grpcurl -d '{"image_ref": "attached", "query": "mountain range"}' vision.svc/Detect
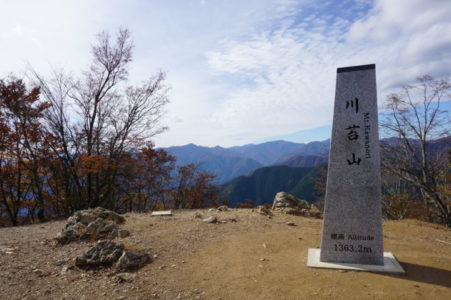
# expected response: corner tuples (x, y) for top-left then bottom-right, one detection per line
(164, 139), (330, 183)
(164, 135), (450, 208)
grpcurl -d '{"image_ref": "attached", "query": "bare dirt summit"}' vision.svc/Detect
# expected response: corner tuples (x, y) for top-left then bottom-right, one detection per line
(1, 209), (450, 300)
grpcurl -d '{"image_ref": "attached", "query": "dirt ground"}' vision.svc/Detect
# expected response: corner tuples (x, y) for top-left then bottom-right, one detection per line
(0, 209), (450, 300)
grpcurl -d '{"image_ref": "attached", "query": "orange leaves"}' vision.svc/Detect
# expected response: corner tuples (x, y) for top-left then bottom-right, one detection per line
(79, 154), (109, 174)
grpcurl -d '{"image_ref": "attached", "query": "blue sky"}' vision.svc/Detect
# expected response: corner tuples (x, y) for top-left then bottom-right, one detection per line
(1, 0), (450, 147)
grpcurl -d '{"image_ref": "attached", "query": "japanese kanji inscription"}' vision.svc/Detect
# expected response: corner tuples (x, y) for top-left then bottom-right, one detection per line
(319, 64), (384, 265)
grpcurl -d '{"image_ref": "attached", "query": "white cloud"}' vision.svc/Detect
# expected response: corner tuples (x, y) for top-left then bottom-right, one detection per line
(0, 0), (450, 147)
(199, 0), (451, 146)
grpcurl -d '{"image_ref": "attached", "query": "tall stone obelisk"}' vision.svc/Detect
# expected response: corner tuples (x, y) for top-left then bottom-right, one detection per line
(320, 64), (383, 265)
(307, 64), (404, 273)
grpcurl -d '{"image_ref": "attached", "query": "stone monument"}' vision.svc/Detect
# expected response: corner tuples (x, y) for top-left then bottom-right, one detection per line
(307, 64), (404, 273)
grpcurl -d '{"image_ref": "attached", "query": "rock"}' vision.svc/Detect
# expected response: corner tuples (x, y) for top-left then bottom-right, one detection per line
(60, 265), (74, 274)
(217, 205), (228, 211)
(78, 213), (98, 225)
(116, 250), (150, 271)
(33, 269), (44, 276)
(99, 221), (119, 239)
(86, 218), (105, 234)
(118, 229), (130, 238)
(193, 212), (203, 219)
(75, 240), (124, 269)
(257, 206), (273, 216)
(202, 216), (217, 224)
(272, 192), (312, 216)
(66, 215), (79, 227)
(56, 207), (125, 244)
(272, 192), (310, 210)
(286, 221), (296, 226)
(72, 207), (125, 225)
(283, 207), (305, 216)
(309, 204), (322, 218)
(55, 229), (78, 245)
(208, 208), (216, 212)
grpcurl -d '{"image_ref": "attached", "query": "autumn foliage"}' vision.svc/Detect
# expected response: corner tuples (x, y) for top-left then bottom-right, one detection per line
(0, 30), (219, 226)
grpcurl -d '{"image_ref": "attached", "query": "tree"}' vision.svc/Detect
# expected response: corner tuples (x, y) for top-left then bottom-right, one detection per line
(381, 75), (451, 226)
(171, 164), (219, 209)
(115, 143), (175, 212)
(381, 169), (420, 220)
(32, 29), (169, 212)
(0, 78), (50, 225)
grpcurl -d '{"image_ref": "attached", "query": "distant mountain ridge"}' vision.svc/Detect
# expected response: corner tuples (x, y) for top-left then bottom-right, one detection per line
(163, 144), (263, 183)
(230, 139), (330, 165)
(163, 135), (450, 184)
(163, 139), (330, 183)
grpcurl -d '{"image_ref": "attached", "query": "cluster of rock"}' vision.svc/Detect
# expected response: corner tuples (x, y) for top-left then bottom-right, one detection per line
(54, 207), (149, 272)
(272, 192), (322, 218)
(75, 240), (150, 271)
(55, 207), (129, 245)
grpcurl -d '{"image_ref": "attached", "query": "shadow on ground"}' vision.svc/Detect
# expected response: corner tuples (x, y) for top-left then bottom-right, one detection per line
(390, 262), (451, 288)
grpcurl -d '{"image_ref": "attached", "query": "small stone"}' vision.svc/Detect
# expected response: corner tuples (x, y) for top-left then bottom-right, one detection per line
(33, 269), (43, 276)
(259, 258), (267, 261)
(286, 222), (296, 226)
(202, 216), (217, 224)
(193, 212), (203, 219)
(60, 265), (74, 274)
(116, 272), (137, 283)
(262, 243), (267, 249)
(217, 205), (228, 211)
(153, 254), (159, 259)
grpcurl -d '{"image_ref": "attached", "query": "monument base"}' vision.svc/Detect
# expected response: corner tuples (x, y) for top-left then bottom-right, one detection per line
(307, 248), (405, 274)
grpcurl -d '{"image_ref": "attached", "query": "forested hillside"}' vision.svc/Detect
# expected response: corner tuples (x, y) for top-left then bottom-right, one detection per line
(221, 165), (326, 207)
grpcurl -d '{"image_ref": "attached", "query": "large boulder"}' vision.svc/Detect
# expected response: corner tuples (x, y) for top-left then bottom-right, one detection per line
(55, 207), (125, 245)
(75, 240), (124, 269)
(75, 240), (150, 271)
(272, 192), (323, 218)
(272, 192), (310, 211)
